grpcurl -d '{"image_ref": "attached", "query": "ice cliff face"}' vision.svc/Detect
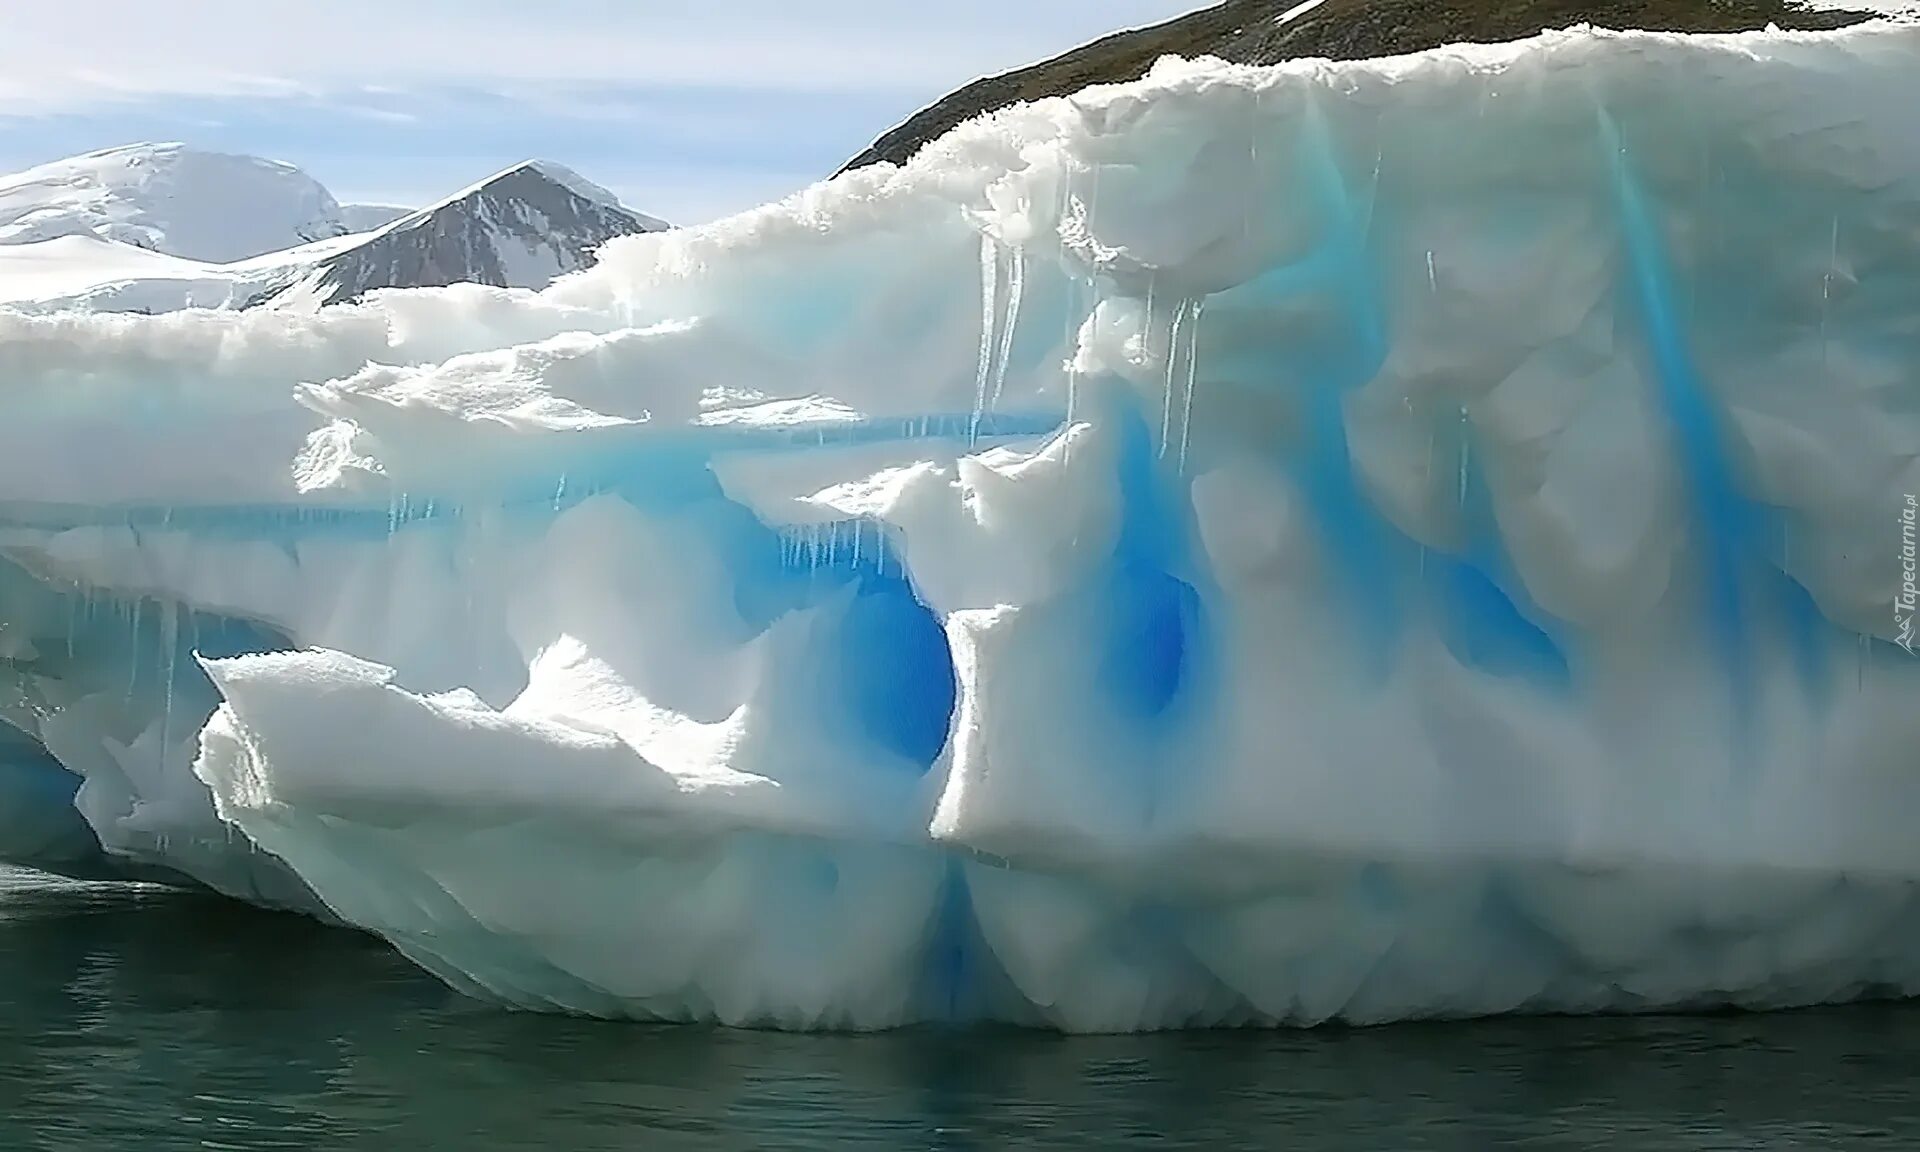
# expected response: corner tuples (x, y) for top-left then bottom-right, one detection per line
(1, 24), (1918, 1031)
(258, 162), (669, 310)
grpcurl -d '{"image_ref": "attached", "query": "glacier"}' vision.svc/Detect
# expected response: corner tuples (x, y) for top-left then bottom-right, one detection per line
(3, 23), (1920, 1031)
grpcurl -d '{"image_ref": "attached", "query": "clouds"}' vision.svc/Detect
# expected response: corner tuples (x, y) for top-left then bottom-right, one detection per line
(7, 1), (1912, 221)
(0, 84), (868, 220)
(0, 1), (1204, 222)
(0, 1), (1202, 112)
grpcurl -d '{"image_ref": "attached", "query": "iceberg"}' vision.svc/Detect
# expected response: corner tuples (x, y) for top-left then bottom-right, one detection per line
(3, 24), (1920, 1031)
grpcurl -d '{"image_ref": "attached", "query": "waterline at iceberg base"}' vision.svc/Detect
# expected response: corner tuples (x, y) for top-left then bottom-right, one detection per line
(3, 24), (1920, 1031)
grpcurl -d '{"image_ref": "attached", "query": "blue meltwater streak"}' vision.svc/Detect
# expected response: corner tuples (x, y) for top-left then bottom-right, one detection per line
(1601, 112), (1755, 728)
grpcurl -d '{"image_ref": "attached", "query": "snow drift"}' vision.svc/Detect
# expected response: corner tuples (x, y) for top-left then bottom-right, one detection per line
(2, 24), (1920, 1030)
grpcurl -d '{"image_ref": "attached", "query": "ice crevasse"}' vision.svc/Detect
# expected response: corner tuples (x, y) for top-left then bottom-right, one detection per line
(3, 24), (1920, 1031)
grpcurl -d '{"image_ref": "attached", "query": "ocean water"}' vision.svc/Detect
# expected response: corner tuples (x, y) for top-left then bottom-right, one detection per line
(1, 866), (1916, 1152)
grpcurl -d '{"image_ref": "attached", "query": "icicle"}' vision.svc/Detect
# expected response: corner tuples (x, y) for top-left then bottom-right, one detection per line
(127, 597), (144, 696)
(1160, 302), (1180, 457)
(1456, 407), (1471, 512)
(989, 246), (1024, 412)
(1065, 162), (1106, 467)
(1065, 276), (1092, 468)
(1364, 142), (1383, 245)
(553, 474), (569, 511)
(1821, 215), (1839, 368)
(971, 234), (1001, 445)
(1426, 251), (1438, 293)
(1058, 167), (1080, 417)
(1178, 298), (1205, 474)
(1425, 428), (1437, 515)
(157, 600), (178, 772)
(1054, 159), (1072, 252)
(1063, 275), (1080, 422)
(1249, 87), (1262, 174)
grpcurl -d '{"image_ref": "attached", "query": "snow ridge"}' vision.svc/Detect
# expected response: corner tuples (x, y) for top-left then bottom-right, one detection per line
(0, 143), (349, 263)
(0, 149), (668, 314)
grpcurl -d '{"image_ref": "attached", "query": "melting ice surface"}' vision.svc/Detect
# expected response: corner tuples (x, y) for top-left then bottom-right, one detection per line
(4, 25), (1920, 1031)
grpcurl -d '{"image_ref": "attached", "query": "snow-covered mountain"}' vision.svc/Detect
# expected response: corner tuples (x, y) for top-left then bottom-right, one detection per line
(0, 146), (665, 314)
(258, 161), (667, 310)
(0, 143), (350, 262)
(337, 204), (411, 233)
(0, 231), (370, 315)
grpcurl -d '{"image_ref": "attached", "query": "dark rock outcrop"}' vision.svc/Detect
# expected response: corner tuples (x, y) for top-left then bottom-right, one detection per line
(258, 161), (666, 310)
(838, 0), (1880, 174)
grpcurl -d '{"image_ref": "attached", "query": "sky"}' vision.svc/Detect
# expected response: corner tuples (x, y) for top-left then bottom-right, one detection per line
(0, 1), (1209, 225)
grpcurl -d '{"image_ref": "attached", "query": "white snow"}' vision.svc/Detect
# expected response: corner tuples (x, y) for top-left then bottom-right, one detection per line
(337, 204), (412, 233)
(0, 235), (215, 302)
(252, 160), (667, 313)
(0, 231), (378, 314)
(0, 149), (663, 315)
(526, 160), (669, 232)
(0, 144), (364, 313)
(0, 143), (348, 263)
(1, 23), (1919, 1031)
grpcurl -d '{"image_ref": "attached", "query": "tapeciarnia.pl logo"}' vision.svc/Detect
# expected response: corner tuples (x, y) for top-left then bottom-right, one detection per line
(1898, 493), (1917, 656)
